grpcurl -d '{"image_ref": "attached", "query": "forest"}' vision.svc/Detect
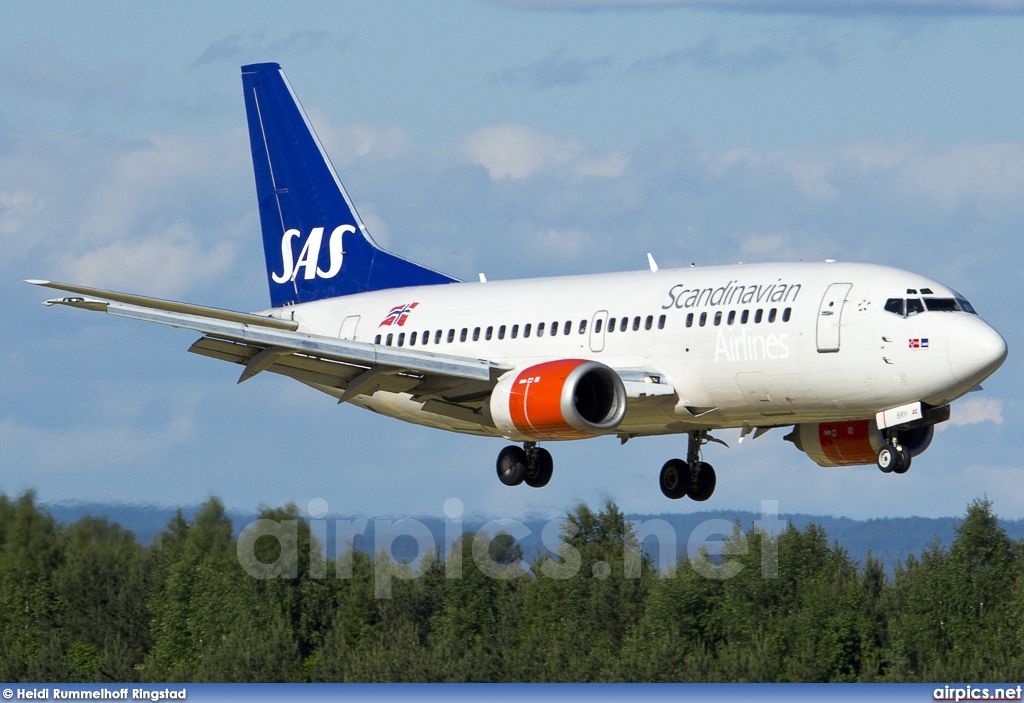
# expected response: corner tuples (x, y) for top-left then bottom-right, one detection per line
(1, 490), (1022, 682)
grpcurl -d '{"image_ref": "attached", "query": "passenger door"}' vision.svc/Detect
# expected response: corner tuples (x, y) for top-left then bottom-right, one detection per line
(816, 283), (852, 352)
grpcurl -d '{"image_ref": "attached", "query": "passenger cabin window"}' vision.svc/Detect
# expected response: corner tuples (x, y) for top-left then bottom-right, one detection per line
(686, 313), (693, 328)
(410, 332), (417, 345)
(906, 298), (924, 316)
(754, 309), (763, 323)
(713, 311), (722, 326)
(658, 314), (666, 329)
(524, 324), (532, 338)
(447, 329), (455, 343)
(537, 322), (545, 337)
(550, 321), (557, 336)
(386, 333), (394, 346)
(741, 310), (749, 324)
(579, 320), (587, 334)
(460, 328), (467, 342)
(727, 310), (736, 325)
(422, 330), (429, 345)
(498, 325), (506, 340)
(398, 333), (405, 346)
(783, 307), (791, 322)
(473, 327), (481, 341)
(486, 326), (493, 340)
(633, 316), (641, 331)
(608, 317), (616, 333)
(375, 334), (381, 344)
(620, 317), (628, 332)
(511, 324), (519, 339)
(595, 319), (603, 334)
(645, 315), (653, 330)
(768, 308), (777, 323)
(434, 330), (442, 344)
(699, 312), (707, 327)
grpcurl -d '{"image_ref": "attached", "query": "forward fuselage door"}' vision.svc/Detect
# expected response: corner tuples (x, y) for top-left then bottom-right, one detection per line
(816, 283), (852, 353)
(589, 310), (608, 353)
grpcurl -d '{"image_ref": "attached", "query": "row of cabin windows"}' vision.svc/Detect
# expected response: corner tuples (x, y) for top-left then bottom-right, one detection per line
(592, 314), (667, 334)
(685, 307), (792, 328)
(374, 314), (668, 347)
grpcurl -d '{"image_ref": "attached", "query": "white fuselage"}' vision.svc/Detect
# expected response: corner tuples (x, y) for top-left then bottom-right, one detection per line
(263, 261), (1005, 441)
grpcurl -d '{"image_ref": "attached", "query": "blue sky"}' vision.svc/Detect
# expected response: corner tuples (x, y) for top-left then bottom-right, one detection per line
(1, 0), (1022, 521)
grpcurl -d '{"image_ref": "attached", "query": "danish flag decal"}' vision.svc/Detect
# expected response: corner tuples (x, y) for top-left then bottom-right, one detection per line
(379, 303), (419, 327)
(909, 338), (930, 349)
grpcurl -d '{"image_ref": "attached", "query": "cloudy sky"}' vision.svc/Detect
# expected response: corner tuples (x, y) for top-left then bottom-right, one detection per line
(1, 0), (1021, 522)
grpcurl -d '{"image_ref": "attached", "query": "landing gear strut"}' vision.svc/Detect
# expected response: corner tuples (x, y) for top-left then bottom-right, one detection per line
(877, 432), (911, 475)
(496, 442), (554, 488)
(660, 431), (717, 501)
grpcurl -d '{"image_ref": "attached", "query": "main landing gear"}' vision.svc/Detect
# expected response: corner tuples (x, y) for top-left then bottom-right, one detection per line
(659, 431), (717, 501)
(496, 442), (554, 488)
(877, 433), (911, 475)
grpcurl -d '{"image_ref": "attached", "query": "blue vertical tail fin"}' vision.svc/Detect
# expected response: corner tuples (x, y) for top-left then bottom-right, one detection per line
(241, 62), (458, 307)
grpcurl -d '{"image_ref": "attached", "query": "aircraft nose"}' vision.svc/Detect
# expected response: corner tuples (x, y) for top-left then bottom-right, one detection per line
(947, 316), (1008, 385)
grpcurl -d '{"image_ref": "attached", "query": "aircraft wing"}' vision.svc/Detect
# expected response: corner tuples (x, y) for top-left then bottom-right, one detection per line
(28, 281), (509, 421)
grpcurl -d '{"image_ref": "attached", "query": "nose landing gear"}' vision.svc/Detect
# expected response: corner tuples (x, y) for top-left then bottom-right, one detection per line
(496, 442), (554, 488)
(877, 437), (911, 474)
(659, 431), (718, 501)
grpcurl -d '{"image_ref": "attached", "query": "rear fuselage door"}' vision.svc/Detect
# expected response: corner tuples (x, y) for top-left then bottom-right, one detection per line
(816, 283), (852, 352)
(339, 315), (360, 340)
(589, 310), (608, 353)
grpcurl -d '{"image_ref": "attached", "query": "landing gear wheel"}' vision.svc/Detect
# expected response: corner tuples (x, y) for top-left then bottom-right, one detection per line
(877, 443), (910, 474)
(525, 448), (554, 488)
(497, 446), (528, 486)
(877, 444), (895, 473)
(688, 462), (717, 502)
(892, 445), (911, 474)
(659, 459), (690, 500)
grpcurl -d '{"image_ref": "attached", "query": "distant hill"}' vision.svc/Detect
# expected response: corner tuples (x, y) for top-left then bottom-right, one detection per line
(42, 501), (1024, 574)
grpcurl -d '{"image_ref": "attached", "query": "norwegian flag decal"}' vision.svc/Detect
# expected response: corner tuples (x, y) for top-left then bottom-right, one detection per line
(379, 302), (419, 327)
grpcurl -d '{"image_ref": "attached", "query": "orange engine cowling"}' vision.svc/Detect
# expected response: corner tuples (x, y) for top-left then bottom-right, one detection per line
(785, 420), (935, 467)
(489, 359), (627, 441)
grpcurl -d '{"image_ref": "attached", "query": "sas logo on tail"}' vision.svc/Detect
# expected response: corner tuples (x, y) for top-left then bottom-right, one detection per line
(380, 303), (419, 327)
(272, 225), (354, 283)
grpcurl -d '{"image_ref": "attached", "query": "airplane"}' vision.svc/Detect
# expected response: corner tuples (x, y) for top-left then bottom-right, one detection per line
(28, 62), (1008, 502)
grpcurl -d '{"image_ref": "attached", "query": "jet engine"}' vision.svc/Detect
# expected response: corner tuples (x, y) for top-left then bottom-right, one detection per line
(489, 359), (627, 441)
(785, 419), (934, 467)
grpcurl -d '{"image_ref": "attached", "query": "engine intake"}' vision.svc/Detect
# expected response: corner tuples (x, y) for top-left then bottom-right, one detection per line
(489, 359), (627, 441)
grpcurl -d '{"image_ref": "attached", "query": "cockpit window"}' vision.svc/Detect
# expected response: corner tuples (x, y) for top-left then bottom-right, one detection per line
(924, 297), (960, 312)
(886, 291), (977, 317)
(956, 297), (977, 314)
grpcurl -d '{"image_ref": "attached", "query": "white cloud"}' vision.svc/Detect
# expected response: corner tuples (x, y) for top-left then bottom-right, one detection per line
(0, 411), (195, 474)
(58, 224), (237, 298)
(943, 397), (1005, 428)
(308, 111), (419, 167)
(462, 124), (627, 181)
(463, 124), (584, 180)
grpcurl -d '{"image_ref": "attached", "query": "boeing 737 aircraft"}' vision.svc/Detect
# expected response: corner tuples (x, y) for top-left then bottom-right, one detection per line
(29, 62), (1008, 501)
